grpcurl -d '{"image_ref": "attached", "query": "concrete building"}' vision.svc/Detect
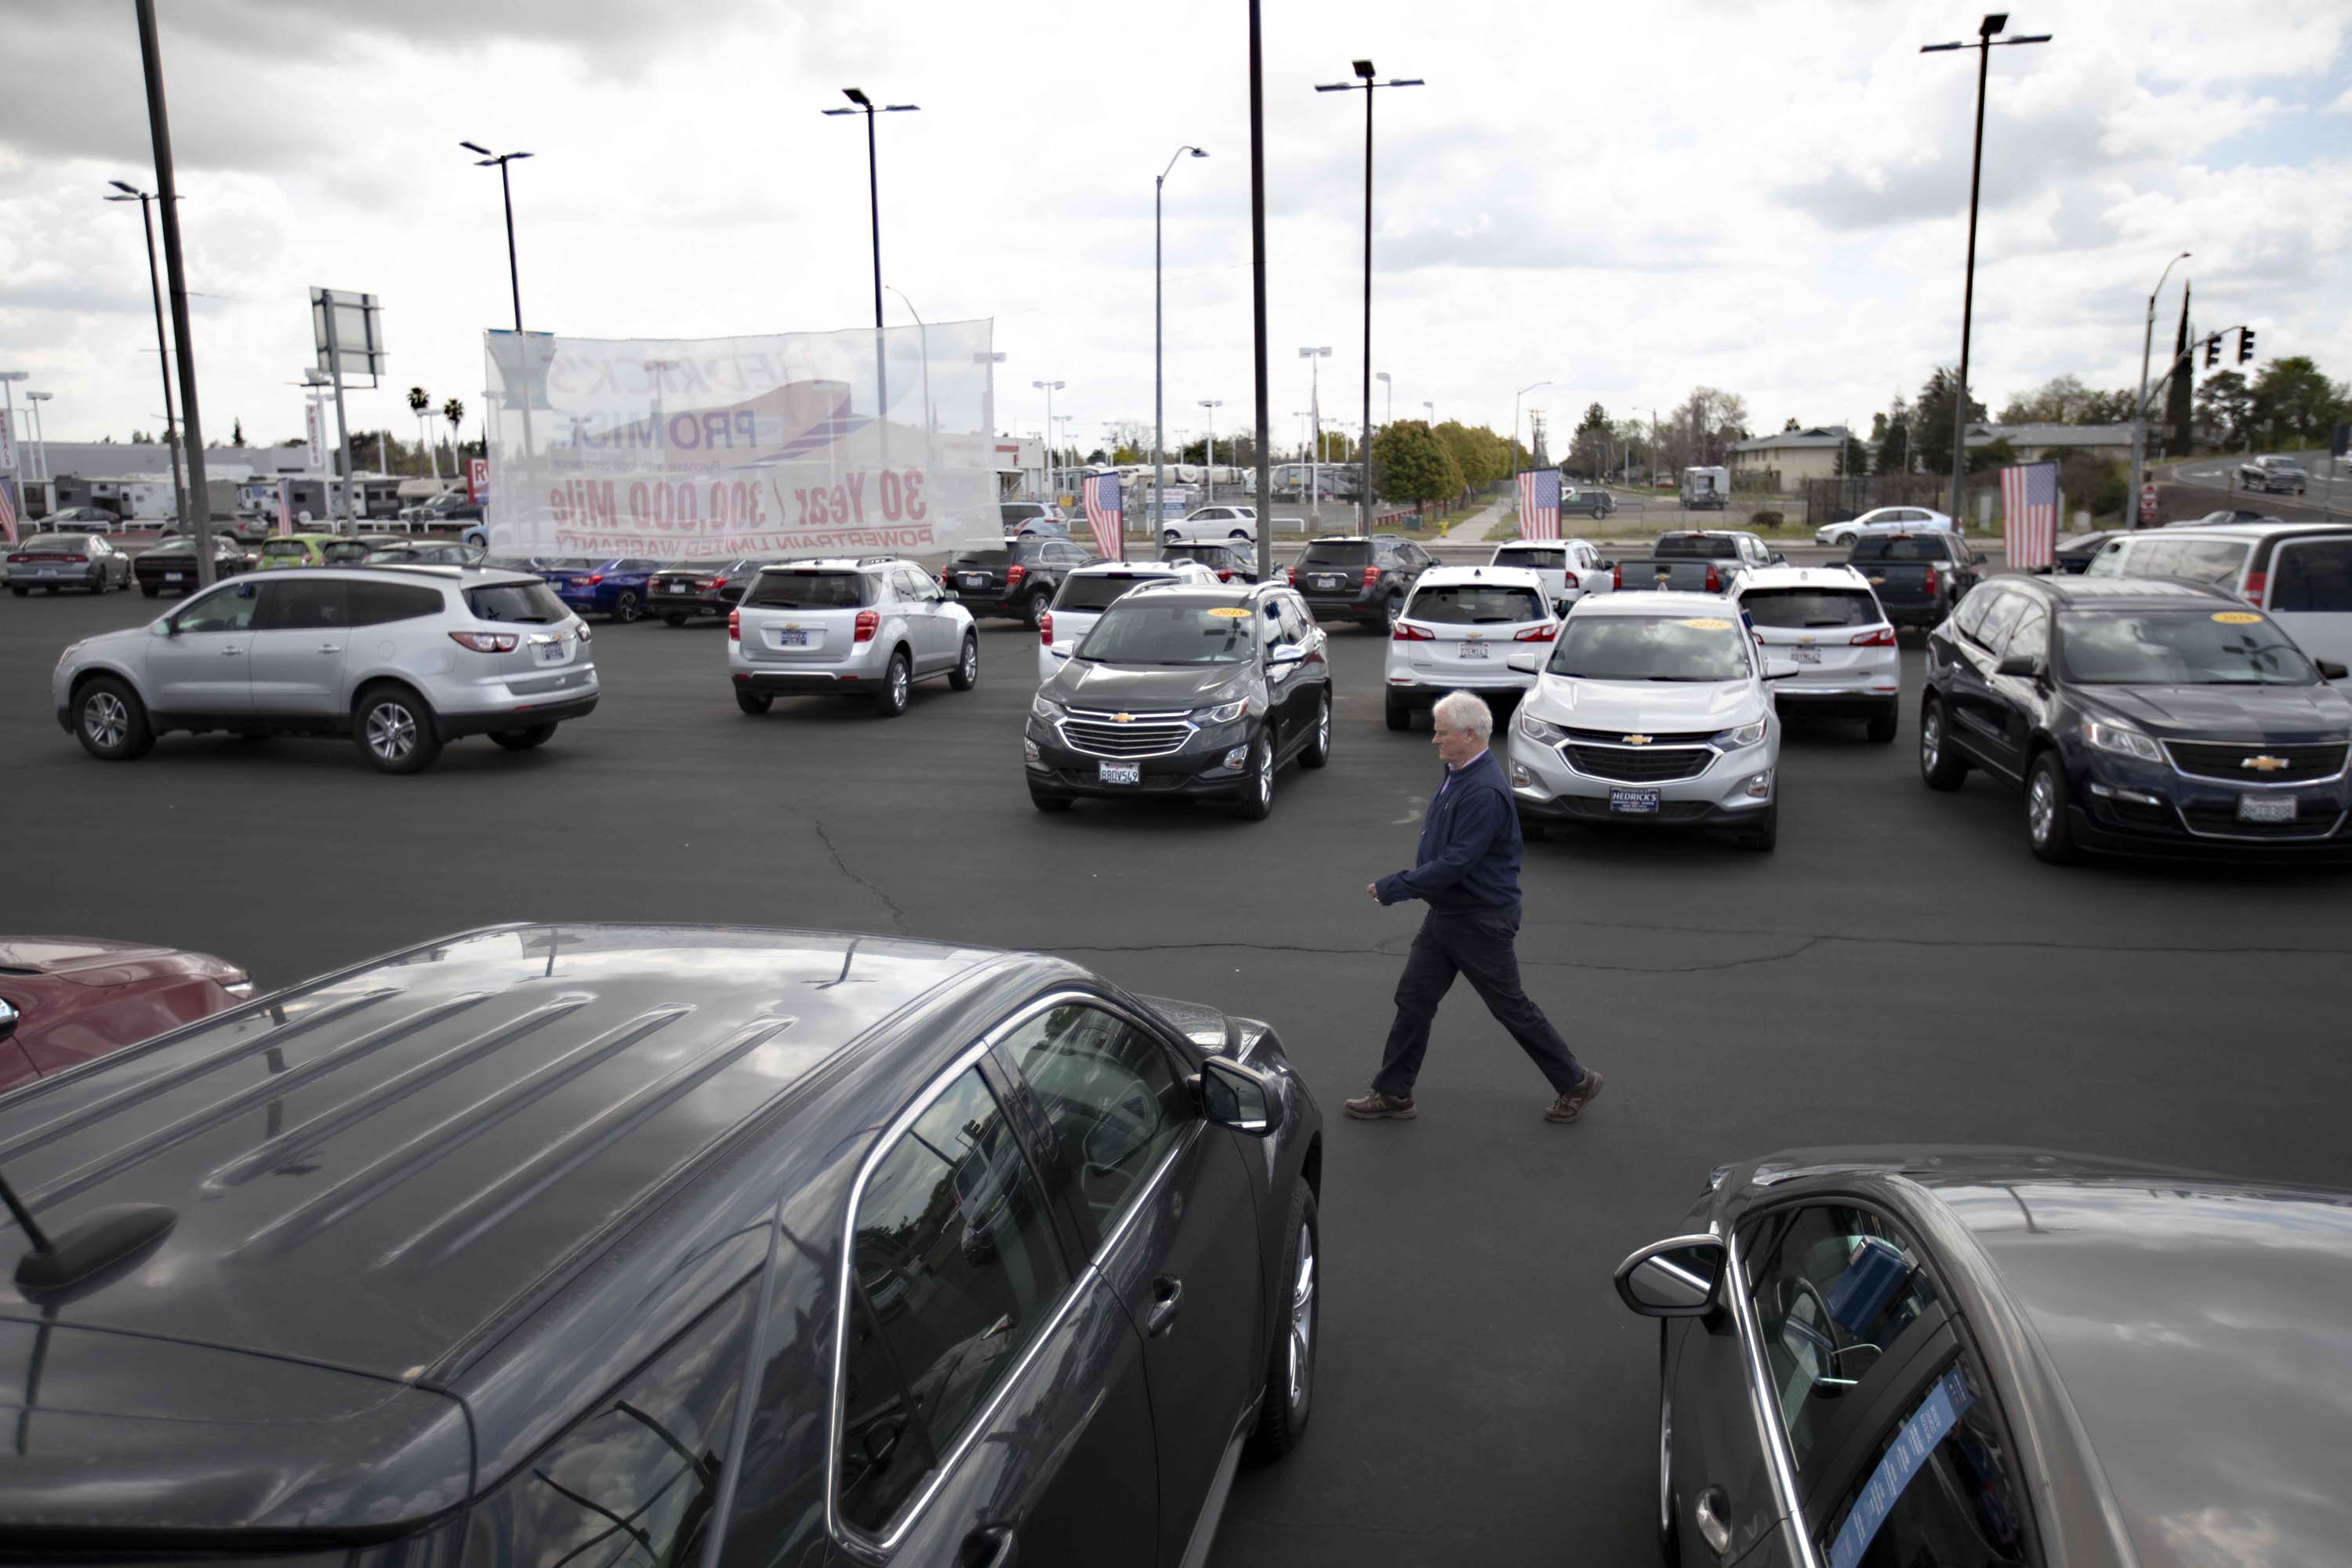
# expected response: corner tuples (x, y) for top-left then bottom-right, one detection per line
(1728, 426), (1853, 486)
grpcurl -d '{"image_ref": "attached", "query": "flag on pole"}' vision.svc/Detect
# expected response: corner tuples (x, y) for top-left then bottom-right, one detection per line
(2000, 461), (2058, 572)
(1516, 467), (1561, 541)
(1081, 473), (1122, 560)
(0, 477), (18, 545)
(277, 478), (293, 536)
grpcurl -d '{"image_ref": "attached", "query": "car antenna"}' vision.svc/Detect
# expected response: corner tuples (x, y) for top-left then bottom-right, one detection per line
(2, 1167), (177, 1295)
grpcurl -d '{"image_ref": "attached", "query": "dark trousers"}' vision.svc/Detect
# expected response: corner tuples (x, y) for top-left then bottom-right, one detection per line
(1374, 905), (1585, 1098)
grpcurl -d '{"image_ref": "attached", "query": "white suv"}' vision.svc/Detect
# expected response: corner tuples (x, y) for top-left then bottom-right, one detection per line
(53, 566), (597, 774)
(1037, 558), (1218, 683)
(1490, 538), (1613, 614)
(728, 557), (977, 718)
(1383, 564), (1557, 730)
(1731, 564), (1901, 741)
(1163, 505), (1259, 546)
(1504, 591), (1784, 851)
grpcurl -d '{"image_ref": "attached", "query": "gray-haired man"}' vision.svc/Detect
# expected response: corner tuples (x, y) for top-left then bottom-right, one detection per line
(1345, 691), (1601, 1123)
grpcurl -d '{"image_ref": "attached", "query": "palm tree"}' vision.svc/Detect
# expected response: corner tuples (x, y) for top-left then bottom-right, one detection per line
(406, 386), (437, 479)
(442, 397), (466, 476)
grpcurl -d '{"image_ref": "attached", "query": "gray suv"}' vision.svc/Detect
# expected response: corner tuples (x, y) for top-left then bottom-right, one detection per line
(53, 566), (597, 773)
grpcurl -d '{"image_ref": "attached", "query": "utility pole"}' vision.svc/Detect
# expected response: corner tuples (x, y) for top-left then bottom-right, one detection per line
(133, 0), (216, 584)
(1248, 0), (1272, 584)
(2129, 252), (2190, 528)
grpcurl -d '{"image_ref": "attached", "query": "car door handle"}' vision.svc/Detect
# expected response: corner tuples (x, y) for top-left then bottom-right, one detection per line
(1146, 1276), (1183, 1338)
(317, 643), (343, 653)
(1693, 1484), (1733, 1555)
(221, 646), (245, 657)
(961, 1526), (1017, 1568)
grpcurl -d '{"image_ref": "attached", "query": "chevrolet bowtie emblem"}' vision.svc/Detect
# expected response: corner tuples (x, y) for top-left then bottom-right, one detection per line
(2241, 755), (2289, 772)
(1622, 734), (1653, 746)
(1112, 713), (1134, 724)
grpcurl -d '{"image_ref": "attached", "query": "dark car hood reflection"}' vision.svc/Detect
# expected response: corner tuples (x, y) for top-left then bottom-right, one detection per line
(1051, 661), (1247, 711)
(2078, 684), (2352, 745)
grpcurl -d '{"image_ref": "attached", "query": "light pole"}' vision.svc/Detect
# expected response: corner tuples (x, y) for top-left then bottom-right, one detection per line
(1156, 145), (1209, 532)
(1318, 60), (1423, 535)
(823, 89), (919, 462)
(0, 375), (22, 514)
(105, 180), (191, 535)
(1922, 13), (2052, 528)
(1376, 370), (1392, 427)
(456, 143), (533, 332)
(1422, 401), (1434, 424)
(1033, 379), (1065, 504)
(24, 391), (51, 485)
(1199, 399), (1222, 502)
(1300, 347), (1331, 524)
(2128, 251), (2190, 527)
(1513, 379), (1553, 472)
(132, 0), (216, 579)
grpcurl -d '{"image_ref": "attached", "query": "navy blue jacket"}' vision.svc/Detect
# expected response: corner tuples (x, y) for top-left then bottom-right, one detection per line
(1374, 748), (1523, 913)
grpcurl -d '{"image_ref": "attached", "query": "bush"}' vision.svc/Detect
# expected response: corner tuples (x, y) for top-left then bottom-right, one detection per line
(1750, 510), (1783, 528)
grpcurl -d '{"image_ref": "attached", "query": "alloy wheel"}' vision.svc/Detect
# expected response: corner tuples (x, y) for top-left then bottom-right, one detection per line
(1921, 710), (1941, 771)
(1384, 594), (1402, 630)
(366, 702), (417, 764)
(961, 643), (978, 682)
(1317, 695), (1330, 756)
(1286, 1221), (1316, 1412)
(1256, 741), (1274, 808)
(2028, 770), (2057, 844)
(891, 659), (910, 707)
(84, 691), (129, 750)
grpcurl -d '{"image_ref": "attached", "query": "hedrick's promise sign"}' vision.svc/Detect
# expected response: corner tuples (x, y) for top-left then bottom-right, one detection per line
(483, 321), (998, 561)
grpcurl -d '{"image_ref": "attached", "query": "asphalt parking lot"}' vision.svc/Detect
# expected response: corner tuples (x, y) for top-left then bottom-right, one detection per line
(6, 580), (2350, 1565)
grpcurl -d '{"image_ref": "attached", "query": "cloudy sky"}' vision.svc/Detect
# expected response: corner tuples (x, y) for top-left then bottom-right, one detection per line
(2, 0), (2347, 463)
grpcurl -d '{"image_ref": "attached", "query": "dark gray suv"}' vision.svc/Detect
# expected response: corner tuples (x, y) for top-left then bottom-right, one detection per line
(0, 923), (1323, 1566)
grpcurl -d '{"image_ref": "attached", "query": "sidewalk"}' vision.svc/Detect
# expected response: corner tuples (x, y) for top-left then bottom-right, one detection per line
(1430, 493), (1513, 544)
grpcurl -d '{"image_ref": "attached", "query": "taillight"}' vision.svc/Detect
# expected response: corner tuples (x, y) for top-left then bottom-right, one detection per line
(1515, 624), (1559, 641)
(854, 608), (879, 643)
(448, 630), (519, 653)
(1850, 626), (1897, 647)
(1217, 569), (1232, 582)
(1611, 564), (1624, 590)
(1704, 564), (1720, 592)
(586, 572), (604, 585)
(1285, 566), (1296, 586)
(728, 609), (740, 641)
(938, 568), (953, 587)
(2242, 568), (2267, 605)
(61, 555), (89, 564)
(1040, 609), (1054, 645)
(700, 575), (724, 590)
(1006, 564), (1026, 590)
(1362, 565), (1380, 588)
(3, 554), (25, 564)
(1921, 566), (1938, 596)
(1392, 622), (1435, 641)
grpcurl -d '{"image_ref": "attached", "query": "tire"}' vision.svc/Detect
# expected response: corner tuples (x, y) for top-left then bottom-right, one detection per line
(89, 572), (106, 595)
(2025, 750), (2078, 865)
(74, 676), (154, 761)
(1918, 698), (1967, 790)
(1832, 530), (1855, 547)
(352, 683), (442, 774)
(612, 589), (642, 624)
(1029, 788), (1073, 813)
(1229, 733), (1276, 820)
(1738, 797), (1778, 853)
(1246, 1183), (1318, 1463)
(1299, 689), (1331, 768)
(874, 649), (912, 718)
(488, 723), (557, 750)
(663, 613), (688, 627)
(7, 586), (24, 597)
(1381, 593), (1403, 632)
(141, 584), (160, 598)
(1163, 530), (1182, 546)
(1866, 706), (1898, 744)
(1229, 529), (1250, 541)
(948, 633), (979, 691)
(735, 688), (773, 715)
(1385, 691), (1411, 731)
(1023, 590), (1051, 631)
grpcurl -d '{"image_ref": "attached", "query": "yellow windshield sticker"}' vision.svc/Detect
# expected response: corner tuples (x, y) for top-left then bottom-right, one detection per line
(1680, 617), (1734, 631)
(1207, 606), (1251, 619)
(2211, 611), (2261, 624)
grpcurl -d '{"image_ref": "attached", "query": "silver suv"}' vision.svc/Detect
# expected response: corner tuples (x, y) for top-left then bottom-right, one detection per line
(53, 566), (597, 774)
(728, 556), (977, 717)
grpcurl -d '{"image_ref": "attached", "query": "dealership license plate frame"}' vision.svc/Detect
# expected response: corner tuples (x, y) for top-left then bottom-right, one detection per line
(1610, 787), (1661, 814)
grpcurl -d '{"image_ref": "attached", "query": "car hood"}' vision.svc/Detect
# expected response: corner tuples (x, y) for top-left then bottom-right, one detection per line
(0, 936), (240, 988)
(1050, 659), (1250, 711)
(1525, 674), (1761, 731)
(2078, 684), (2352, 744)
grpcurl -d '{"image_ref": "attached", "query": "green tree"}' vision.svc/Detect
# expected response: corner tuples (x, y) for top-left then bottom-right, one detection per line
(230, 416), (246, 446)
(1967, 436), (2018, 474)
(1432, 419), (1509, 488)
(441, 397), (466, 466)
(2248, 356), (2347, 449)
(1837, 434), (1870, 477)
(2194, 368), (2254, 449)
(2055, 452), (2128, 520)
(1372, 420), (1462, 505)
(1912, 367), (1987, 478)
(130, 429), (154, 444)
(1569, 402), (1613, 475)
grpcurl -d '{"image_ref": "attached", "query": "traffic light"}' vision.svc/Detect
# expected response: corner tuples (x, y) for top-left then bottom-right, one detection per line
(2238, 326), (2256, 365)
(2204, 335), (2220, 369)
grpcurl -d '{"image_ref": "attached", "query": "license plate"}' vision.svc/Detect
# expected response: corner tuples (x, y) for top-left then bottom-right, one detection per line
(1312, 575), (1345, 590)
(534, 637), (572, 666)
(1793, 645), (1820, 664)
(1457, 641), (1490, 659)
(961, 573), (988, 588)
(1098, 761), (1141, 786)
(2239, 794), (2297, 824)
(165, 572), (184, 583)
(1610, 788), (1661, 814)
(777, 629), (810, 647)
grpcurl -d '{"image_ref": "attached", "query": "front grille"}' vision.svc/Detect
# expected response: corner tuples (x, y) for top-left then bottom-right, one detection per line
(2163, 740), (2347, 786)
(2180, 803), (2347, 842)
(1559, 727), (1716, 746)
(1061, 713), (1194, 758)
(1561, 744), (1711, 782)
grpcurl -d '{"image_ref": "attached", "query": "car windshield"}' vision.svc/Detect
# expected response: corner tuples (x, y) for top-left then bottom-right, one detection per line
(1549, 614), (1751, 681)
(1499, 548), (1567, 569)
(742, 571), (872, 609)
(1408, 583), (1548, 625)
(1300, 541), (1370, 568)
(1058, 572), (1176, 612)
(1741, 588), (1878, 629)
(2058, 610), (2318, 686)
(1850, 535), (1950, 561)
(1077, 601), (1257, 665)
(465, 582), (569, 623)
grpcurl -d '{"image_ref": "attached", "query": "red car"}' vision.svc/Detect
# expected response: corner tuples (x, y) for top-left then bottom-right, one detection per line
(0, 936), (253, 1094)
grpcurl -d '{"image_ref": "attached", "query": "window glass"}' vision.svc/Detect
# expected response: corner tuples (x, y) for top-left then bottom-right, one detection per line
(466, 582), (570, 624)
(253, 579), (348, 631)
(260, 539), (312, 560)
(2171, 539), (2250, 588)
(1276, 598), (1311, 644)
(2003, 608), (2048, 666)
(1853, 537), (1953, 562)
(743, 571), (872, 610)
(1744, 1206), (1940, 1482)
(349, 581), (445, 626)
(176, 580), (260, 633)
(1741, 589), (1878, 630)
(1406, 583), (1548, 625)
(1078, 601), (1258, 665)
(1002, 1004), (1188, 1225)
(1299, 540), (1371, 568)
(951, 546), (1012, 568)
(2082, 539), (2126, 578)
(2057, 610), (2316, 686)
(1054, 572), (1173, 613)
(1549, 615), (1749, 681)
(840, 1068), (1067, 1534)
(466, 1287), (753, 1568)
(2271, 539), (2352, 612)
(1817, 1360), (2027, 1568)
(1501, 547), (1569, 569)
(1969, 592), (2024, 652)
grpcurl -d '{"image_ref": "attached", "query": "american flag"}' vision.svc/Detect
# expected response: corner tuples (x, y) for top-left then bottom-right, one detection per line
(2000, 461), (2058, 572)
(1080, 473), (1122, 559)
(0, 477), (18, 546)
(276, 479), (293, 536)
(1516, 467), (1561, 542)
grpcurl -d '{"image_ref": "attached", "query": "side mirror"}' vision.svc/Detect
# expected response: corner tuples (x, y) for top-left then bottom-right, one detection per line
(0, 996), (16, 1044)
(1994, 653), (2043, 679)
(1506, 652), (1540, 674)
(1196, 1057), (1276, 1136)
(2316, 659), (2347, 681)
(150, 618), (176, 637)
(1972, 551), (1989, 565)
(1769, 551), (1788, 564)
(1613, 1234), (1725, 1316)
(1269, 646), (1305, 667)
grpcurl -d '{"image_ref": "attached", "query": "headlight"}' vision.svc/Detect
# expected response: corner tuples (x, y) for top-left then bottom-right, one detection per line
(2085, 719), (2161, 762)
(1190, 698), (1248, 724)
(1516, 710), (1566, 745)
(1030, 693), (1065, 722)
(1713, 720), (1768, 749)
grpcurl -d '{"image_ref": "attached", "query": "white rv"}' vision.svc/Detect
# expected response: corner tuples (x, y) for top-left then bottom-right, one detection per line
(1680, 466), (1730, 510)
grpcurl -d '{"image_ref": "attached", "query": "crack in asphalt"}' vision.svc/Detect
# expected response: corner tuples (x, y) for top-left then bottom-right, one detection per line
(797, 810), (910, 935)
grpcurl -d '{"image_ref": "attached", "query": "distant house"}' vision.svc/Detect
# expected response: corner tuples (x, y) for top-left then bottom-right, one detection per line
(1961, 423), (2133, 466)
(1728, 425), (1852, 485)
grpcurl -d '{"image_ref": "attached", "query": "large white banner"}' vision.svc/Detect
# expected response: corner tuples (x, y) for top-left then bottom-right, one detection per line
(483, 321), (997, 561)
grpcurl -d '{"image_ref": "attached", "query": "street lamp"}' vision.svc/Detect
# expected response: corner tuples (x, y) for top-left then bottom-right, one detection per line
(1033, 379), (1065, 503)
(0, 375), (23, 506)
(25, 391), (52, 485)
(457, 143), (533, 332)
(1422, 401), (1434, 423)
(1300, 347), (1331, 522)
(1155, 145), (1209, 531)
(2129, 251), (2190, 523)
(1513, 379), (1554, 473)
(1921, 13), (2052, 527)
(886, 285), (935, 437)
(1376, 370), (1392, 427)
(1199, 399), (1223, 502)
(1318, 58), (1423, 534)
(823, 89), (919, 459)
(104, 180), (191, 532)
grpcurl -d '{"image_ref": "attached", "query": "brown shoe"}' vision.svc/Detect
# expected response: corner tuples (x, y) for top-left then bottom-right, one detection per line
(1544, 1069), (1604, 1123)
(1344, 1089), (1417, 1120)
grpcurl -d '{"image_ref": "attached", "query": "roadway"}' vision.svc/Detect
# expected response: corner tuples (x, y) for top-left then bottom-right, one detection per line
(2161, 448), (2351, 523)
(4, 583), (2347, 1563)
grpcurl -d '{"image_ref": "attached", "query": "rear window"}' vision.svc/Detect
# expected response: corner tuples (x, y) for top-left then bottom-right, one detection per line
(951, 546), (1012, 567)
(1406, 583), (1548, 625)
(349, 581), (445, 625)
(466, 582), (569, 623)
(1740, 588), (1879, 629)
(2271, 539), (2352, 612)
(1851, 536), (1953, 561)
(1498, 547), (1567, 569)
(1655, 535), (1737, 558)
(260, 540), (310, 557)
(1300, 541), (1371, 567)
(742, 571), (873, 609)
(1056, 572), (1175, 612)
(1001, 503), (1048, 522)
(20, 535), (92, 552)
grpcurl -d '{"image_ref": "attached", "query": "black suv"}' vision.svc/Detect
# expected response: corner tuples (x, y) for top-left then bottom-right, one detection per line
(1026, 581), (1334, 818)
(0, 923), (1324, 1566)
(945, 535), (1095, 627)
(1850, 532), (1984, 634)
(1919, 574), (2352, 862)
(1288, 534), (1432, 630)
(648, 557), (778, 625)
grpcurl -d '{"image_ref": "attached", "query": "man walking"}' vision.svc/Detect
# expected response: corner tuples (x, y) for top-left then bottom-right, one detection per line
(1345, 691), (1601, 1123)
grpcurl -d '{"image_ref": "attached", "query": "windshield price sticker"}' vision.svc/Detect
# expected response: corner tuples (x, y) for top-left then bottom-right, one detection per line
(1680, 617), (1734, 631)
(1207, 606), (1251, 619)
(2212, 611), (2262, 624)
(1827, 1366), (1974, 1568)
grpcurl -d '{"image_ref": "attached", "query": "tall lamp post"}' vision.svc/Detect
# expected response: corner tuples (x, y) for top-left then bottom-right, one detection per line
(456, 143), (533, 331)
(2128, 251), (2190, 526)
(1155, 145), (1209, 532)
(25, 391), (52, 485)
(0, 374), (22, 516)
(1922, 13), (2051, 528)
(1198, 399), (1222, 502)
(1033, 379), (1065, 504)
(1513, 379), (1554, 472)
(1318, 60), (1422, 535)
(823, 89), (919, 461)
(1300, 347), (1331, 524)
(1376, 370), (1392, 427)
(105, 180), (191, 538)
(1422, 401), (1434, 424)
